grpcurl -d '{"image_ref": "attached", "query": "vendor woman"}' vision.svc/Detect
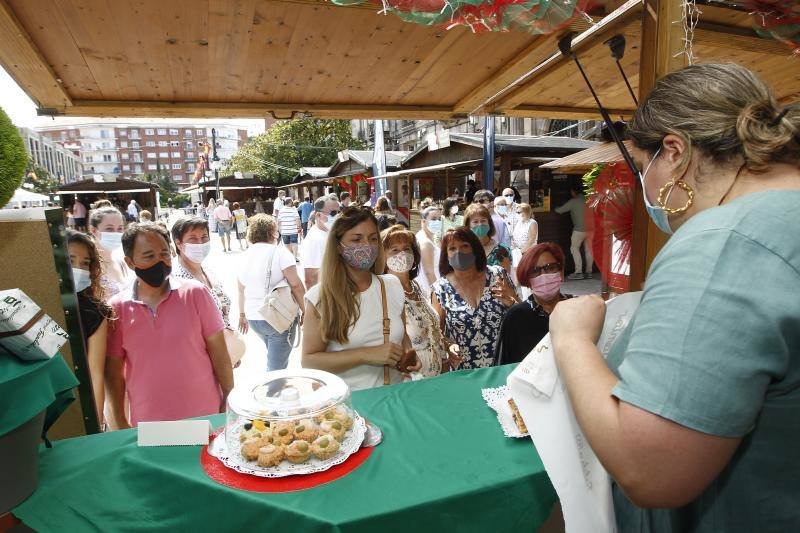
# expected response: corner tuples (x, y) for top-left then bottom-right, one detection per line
(549, 63), (800, 530)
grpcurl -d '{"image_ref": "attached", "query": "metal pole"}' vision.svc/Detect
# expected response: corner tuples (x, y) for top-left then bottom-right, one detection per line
(212, 128), (220, 202)
(482, 116), (495, 193)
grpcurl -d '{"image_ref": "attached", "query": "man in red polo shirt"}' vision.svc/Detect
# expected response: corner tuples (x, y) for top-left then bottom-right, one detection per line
(104, 223), (234, 429)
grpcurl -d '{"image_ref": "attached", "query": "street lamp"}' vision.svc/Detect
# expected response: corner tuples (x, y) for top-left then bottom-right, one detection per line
(211, 127), (222, 201)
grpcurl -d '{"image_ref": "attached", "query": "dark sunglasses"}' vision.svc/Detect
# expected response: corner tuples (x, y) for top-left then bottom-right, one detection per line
(529, 262), (561, 277)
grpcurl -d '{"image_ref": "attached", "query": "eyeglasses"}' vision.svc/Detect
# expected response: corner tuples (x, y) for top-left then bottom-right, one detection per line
(478, 199), (491, 205)
(529, 262), (561, 277)
(326, 210), (340, 216)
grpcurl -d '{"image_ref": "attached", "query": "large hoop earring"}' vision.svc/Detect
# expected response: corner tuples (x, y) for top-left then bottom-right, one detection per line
(657, 180), (694, 214)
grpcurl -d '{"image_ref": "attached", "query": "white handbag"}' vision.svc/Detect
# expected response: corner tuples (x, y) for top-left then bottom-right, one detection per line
(257, 246), (299, 333)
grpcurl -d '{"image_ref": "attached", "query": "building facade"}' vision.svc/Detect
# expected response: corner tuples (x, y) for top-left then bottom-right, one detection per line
(17, 127), (82, 183)
(36, 122), (249, 185)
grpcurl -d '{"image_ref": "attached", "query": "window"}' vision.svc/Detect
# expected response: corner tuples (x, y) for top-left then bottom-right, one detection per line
(170, 141), (180, 147)
(129, 129), (140, 139)
(102, 154), (113, 162)
(158, 140), (168, 147)
(60, 132), (67, 140)
(157, 128), (166, 135)
(122, 164), (130, 171)
(120, 141), (128, 148)
(186, 152), (196, 160)
(119, 130), (127, 137)
(146, 141), (156, 147)
(131, 141), (140, 148)
(133, 154), (143, 162)
(159, 152), (168, 158)
(172, 163), (182, 170)
(169, 129), (179, 136)
(185, 141), (194, 150)
(171, 151), (181, 158)
(101, 142), (112, 149)
(187, 163), (196, 172)
(121, 153), (129, 160)
(85, 155), (93, 163)
(145, 129), (154, 135)
(134, 165), (143, 173)
(148, 164), (157, 171)
(184, 129), (192, 137)
(100, 130), (110, 138)
(173, 175), (182, 182)
(147, 152), (156, 159)
(196, 129), (204, 136)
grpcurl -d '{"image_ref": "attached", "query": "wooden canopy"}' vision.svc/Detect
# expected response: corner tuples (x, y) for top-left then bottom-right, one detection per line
(56, 177), (159, 194)
(1, 0), (796, 121)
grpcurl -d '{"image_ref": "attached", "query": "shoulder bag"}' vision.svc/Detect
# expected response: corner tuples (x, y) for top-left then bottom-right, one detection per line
(377, 276), (391, 386)
(258, 245), (299, 333)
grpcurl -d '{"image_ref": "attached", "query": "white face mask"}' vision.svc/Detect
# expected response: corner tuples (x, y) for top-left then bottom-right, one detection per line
(98, 231), (123, 251)
(495, 205), (508, 216)
(450, 205), (459, 215)
(182, 242), (211, 263)
(504, 194), (515, 203)
(386, 251), (414, 273)
(323, 214), (338, 231)
(72, 268), (91, 293)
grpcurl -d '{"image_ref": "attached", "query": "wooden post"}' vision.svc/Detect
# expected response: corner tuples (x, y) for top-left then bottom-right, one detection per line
(629, 0), (687, 291)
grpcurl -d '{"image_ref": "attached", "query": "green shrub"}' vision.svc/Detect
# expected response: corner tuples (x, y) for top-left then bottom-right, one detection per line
(0, 107), (27, 208)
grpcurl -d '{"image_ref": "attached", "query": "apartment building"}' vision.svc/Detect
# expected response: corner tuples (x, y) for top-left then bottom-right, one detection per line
(36, 121), (249, 185)
(17, 127), (82, 183)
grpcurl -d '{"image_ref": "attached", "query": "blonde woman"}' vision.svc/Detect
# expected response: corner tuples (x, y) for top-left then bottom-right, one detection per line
(511, 203), (538, 255)
(302, 207), (420, 390)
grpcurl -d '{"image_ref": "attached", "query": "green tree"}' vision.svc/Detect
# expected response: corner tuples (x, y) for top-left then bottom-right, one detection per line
(0, 107), (28, 207)
(24, 161), (60, 195)
(225, 119), (365, 185)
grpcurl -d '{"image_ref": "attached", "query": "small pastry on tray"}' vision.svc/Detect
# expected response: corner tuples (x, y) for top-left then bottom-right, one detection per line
(257, 443), (285, 467)
(319, 420), (346, 442)
(239, 428), (262, 443)
(333, 410), (353, 430)
(314, 408), (337, 424)
(285, 440), (312, 464)
(508, 398), (528, 434)
(310, 434), (340, 460)
(293, 419), (318, 443)
(273, 421), (296, 445)
(241, 438), (262, 461)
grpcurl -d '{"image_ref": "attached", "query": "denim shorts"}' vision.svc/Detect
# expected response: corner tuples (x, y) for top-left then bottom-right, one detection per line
(217, 220), (232, 236)
(281, 234), (298, 245)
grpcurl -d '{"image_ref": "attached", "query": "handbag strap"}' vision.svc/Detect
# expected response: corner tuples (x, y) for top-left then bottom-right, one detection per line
(377, 276), (391, 386)
(266, 244), (277, 294)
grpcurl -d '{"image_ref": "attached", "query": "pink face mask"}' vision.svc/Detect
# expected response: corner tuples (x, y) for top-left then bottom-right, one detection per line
(530, 273), (562, 301)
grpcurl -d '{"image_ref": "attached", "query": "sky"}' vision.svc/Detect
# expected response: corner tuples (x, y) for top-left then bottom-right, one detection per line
(0, 65), (266, 135)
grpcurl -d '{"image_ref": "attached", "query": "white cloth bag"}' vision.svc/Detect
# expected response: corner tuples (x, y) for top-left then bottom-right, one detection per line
(507, 291), (642, 533)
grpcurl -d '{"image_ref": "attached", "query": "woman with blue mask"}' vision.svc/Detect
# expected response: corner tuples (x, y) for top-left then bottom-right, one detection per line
(464, 203), (513, 275)
(67, 229), (113, 429)
(414, 205), (443, 299)
(431, 227), (518, 369)
(549, 64), (800, 532)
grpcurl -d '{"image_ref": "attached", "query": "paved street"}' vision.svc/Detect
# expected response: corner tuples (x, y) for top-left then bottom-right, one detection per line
(190, 214), (602, 381)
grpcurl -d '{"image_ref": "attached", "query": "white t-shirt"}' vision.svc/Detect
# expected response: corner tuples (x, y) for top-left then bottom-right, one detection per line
(237, 242), (297, 321)
(415, 229), (440, 300)
(128, 202), (138, 217)
(278, 206), (300, 235)
(272, 197), (285, 215)
(305, 274), (405, 391)
(299, 224), (329, 271)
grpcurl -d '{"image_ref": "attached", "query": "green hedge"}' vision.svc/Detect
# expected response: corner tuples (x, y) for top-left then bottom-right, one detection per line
(0, 107), (27, 208)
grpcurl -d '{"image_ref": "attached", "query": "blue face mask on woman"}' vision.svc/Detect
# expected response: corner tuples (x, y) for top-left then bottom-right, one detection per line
(639, 147), (674, 234)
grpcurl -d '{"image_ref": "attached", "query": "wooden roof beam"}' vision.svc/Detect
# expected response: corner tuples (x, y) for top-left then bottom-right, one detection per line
(694, 22), (795, 55)
(481, 0), (644, 114)
(40, 100), (456, 120)
(503, 105), (632, 119)
(0, 0), (71, 109)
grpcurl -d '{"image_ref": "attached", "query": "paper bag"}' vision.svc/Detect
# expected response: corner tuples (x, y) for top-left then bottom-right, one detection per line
(0, 289), (69, 361)
(507, 291), (642, 533)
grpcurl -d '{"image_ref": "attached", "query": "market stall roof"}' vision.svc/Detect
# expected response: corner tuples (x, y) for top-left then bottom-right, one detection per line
(57, 178), (158, 195)
(1, 0), (795, 121)
(371, 159), (484, 181)
(181, 175), (275, 193)
(328, 149), (410, 178)
(7, 188), (50, 206)
(540, 140), (634, 173)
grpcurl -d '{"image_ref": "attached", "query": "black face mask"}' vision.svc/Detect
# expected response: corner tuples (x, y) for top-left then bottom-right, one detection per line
(134, 261), (171, 288)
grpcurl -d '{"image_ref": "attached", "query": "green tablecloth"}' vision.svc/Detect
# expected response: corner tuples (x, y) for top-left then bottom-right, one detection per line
(14, 365), (557, 532)
(0, 353), (78, 436)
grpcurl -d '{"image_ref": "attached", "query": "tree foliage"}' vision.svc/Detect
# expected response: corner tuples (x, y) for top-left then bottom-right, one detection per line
(24, 161), (60, 195)
(0, 107), (28, 208)
(224, 119), (365, 185)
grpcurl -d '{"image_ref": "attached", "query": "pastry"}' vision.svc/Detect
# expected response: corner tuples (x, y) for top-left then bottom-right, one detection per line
(256, 427), (274, 447)
(257, 443), (285, 467)
(319, 420), (346, 442)
(508, 398), (528, 434)
(333, 410), (353, 430)
(285, 440), (312, 464)
(239, 428), (262, 443)
(315, 408), (337, 424)
(293, 419), (318, 443)
(273, 421), (296, 445)
(241, 438), (261, 461)
(310, 434), (340, 460)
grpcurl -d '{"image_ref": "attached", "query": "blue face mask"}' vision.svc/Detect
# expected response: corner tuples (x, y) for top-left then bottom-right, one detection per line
(426, 219), (442, 234)
(639, 148), (673, 235)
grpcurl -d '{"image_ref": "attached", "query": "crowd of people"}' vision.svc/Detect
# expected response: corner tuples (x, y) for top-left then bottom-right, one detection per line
(57, 63), (797, 529)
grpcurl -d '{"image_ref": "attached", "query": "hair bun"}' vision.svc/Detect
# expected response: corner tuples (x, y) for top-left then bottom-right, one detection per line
(736, 101), (797, 171)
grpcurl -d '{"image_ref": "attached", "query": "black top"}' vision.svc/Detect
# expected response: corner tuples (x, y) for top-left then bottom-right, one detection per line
(494, 294), (572, 365)
(77, 290), (111, 341)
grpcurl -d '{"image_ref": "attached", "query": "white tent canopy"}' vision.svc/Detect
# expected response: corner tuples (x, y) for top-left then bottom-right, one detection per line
(5, 188), (50, 208)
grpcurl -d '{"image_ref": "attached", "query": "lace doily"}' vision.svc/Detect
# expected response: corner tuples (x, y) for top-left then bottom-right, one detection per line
(481, 386), (529, 439)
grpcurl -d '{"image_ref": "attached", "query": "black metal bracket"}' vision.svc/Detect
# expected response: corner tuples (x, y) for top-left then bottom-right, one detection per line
(604, 35), (638, 106)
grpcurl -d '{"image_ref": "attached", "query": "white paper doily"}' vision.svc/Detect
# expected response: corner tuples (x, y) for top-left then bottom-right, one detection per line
(208, 415), (366, 478)
(482, 386), (529, 438)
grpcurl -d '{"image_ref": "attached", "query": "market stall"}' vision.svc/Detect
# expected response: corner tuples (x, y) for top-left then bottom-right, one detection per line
(56, 178), (159, 219)
(181, 175), (276, 214)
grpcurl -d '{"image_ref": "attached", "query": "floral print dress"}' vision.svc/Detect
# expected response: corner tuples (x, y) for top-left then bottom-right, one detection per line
(173, 258), (232, 328)
(432, 265), (511, 369)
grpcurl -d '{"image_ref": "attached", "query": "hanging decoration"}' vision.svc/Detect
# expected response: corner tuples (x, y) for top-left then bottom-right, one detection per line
(329, 0), (591, 35)
(583, 162), (635, 289)
(744, 0), (800, 55)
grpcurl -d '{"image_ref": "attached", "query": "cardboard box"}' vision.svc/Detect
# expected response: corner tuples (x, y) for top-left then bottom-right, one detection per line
(0, 289), (69, 361)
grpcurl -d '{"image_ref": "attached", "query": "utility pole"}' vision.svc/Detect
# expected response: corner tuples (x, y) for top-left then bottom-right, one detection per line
(212, 128), (221, 202)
